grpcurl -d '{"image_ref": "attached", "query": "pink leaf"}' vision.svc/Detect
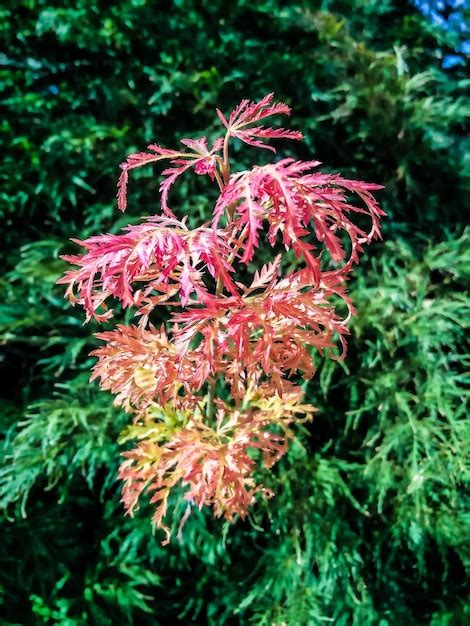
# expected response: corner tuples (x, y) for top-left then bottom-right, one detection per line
(58, 216), (236, 320)
(116, 138), (223, 213)
(217, 93), (303, 151)
(212, 159), (385, 282)
(116, 147), (182, 212)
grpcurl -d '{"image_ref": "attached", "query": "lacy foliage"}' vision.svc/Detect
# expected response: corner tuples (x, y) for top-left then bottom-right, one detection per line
(119, 385), (314, 544)
(60, 94), (383, 542)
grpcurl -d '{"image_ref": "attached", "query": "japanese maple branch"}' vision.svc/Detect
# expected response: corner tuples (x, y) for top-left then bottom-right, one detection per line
(222, 132), (231, 185)
(206, 142), (233, 419)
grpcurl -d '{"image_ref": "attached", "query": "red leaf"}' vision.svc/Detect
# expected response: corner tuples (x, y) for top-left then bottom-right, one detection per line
(217, 93), (303, 151)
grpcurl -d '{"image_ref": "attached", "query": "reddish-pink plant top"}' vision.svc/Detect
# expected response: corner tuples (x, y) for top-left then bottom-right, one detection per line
(59, 93), (384, 544)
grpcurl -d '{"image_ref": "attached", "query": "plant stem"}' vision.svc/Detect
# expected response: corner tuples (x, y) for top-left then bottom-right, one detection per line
(206, 378), (216, 420)
(222, 132), (231, 184)
(206, 143), (231, 419)
(214, 170), (224, 192)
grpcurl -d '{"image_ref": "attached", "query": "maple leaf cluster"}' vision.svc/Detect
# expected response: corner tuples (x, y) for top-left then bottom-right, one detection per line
(59, 94), (384, 543)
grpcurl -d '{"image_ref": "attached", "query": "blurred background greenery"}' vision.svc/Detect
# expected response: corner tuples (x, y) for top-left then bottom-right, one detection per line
(0, 1), (469, 624)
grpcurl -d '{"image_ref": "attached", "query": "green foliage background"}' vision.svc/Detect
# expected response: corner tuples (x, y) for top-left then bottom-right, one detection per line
(1, 1), (469, 624)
